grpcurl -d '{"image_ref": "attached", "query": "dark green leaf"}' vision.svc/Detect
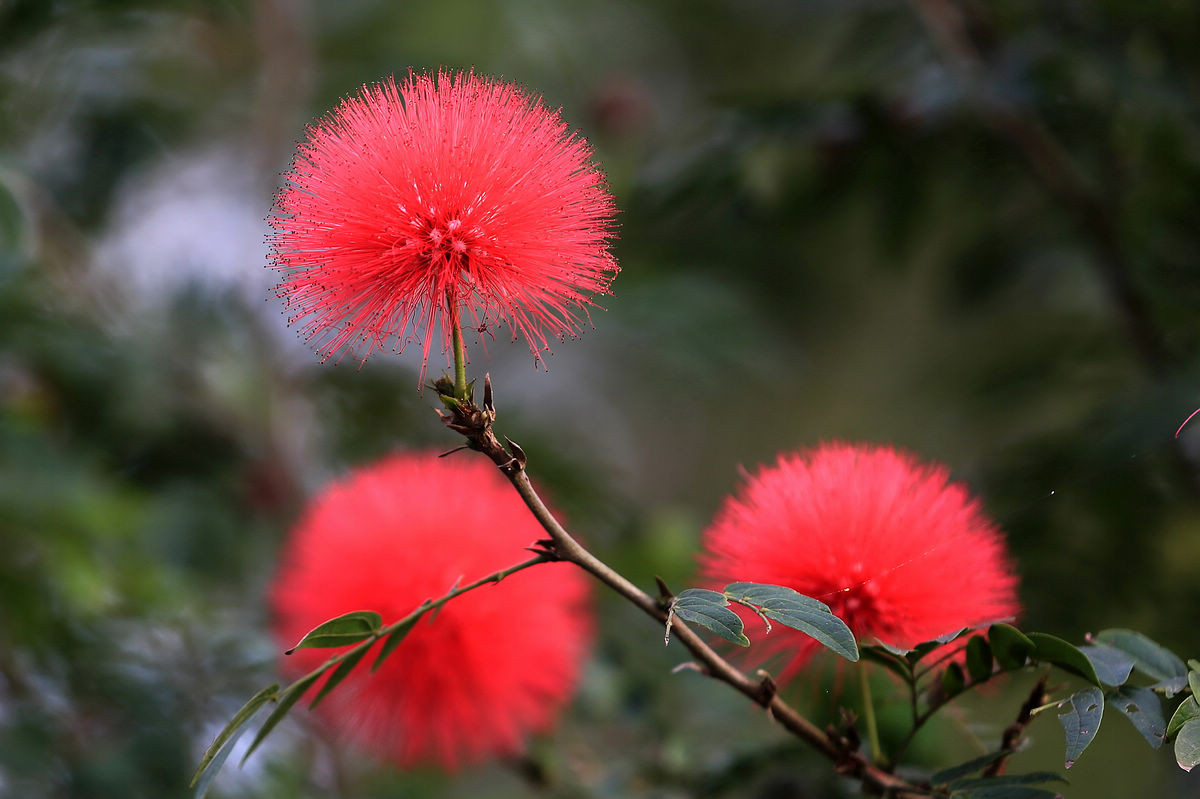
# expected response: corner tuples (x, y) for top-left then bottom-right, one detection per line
(1167, 696), (1200, 739)
(372, 615), (420, 672)
(989, 624), (1035, 670)
(723, 582), (828, 609)
(672, 590), (749, 646)
(949, 787), (1064, 799)
(310, 644), (371, 709)
(931, 751), (1009, 784)
(1029, 633), (1101, 686)
(1107, 686), (1166, 749)
(859, 645), (913, 679)
(1057, 686), (1104, 768)
(1175, 720), (1200, 771)
(1079, 645), (1135, 687)
(942, 661), (966, 696)
(966, 636), (993, 683)
(241, 670), (322, 763)
(1093, 629), (1187, 684)
(285, 610), (383, 653)
(723, 582), (857, 660)
(1189, 670), (1200, 699)
(949, 772), (1067, 791)
(190, 683), (279, 788)
(762, 605), (857, 661)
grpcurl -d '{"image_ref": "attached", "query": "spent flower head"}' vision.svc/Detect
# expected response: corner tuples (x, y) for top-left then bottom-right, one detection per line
(269, 70), (619, 379)
(270, 452), (593, 769)
(700, 442), (1018, 681)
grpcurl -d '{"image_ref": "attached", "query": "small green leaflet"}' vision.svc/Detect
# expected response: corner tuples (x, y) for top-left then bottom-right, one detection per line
(668, 589), (749, 646)
(948, 772), (1067, 795)
(1028, 633), (1101, 686)
(1167, 696), (1200, 739)
(1093, 629), (1187, 686)
(988, 624), (1035, 670)
(1078, 644), (1135, 687)
(965, 636), (994, 683)
(241, 669), (323, 764)
(285, 610), (382, 653)
(1057, 686), (1104, 768)
(1106, 686), (1166, 749)
(1175, 720), (1200, 771)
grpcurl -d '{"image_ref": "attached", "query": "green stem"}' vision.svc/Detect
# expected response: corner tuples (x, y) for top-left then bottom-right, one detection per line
(860, 662), (882, 763)
(449, 300), (468, 401)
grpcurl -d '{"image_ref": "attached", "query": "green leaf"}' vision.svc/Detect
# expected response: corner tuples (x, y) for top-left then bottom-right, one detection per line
(1029, 633), (1101, 686)
(966, 636), (994, 683)
(723, 582), (858, 661)
(949, 787), (1064, 799)
(1057, 686), (1104, 768)
(310, 644), (371, 709)
(372, 615), (421, 672)
(989, 624), (1035, 671)
(942, 661), (966, 697)
(285, 610), (383, 653)
(1175, 719), (1200, 771)
(189, 683), (279, 788)
(1189, 670), (1200, 699)
(859, 645), (913, 680)
(1078, 645), (1135, 687)
(241, 670), (323, 763)
(672, 590), (749, 646)
(949, 772), (1067, 792)
(1093, 629), (1187, 684)
(1107, 686), (1166, 749)
(1167, 696), (1200, 739)
(931, 751), (1010, 784)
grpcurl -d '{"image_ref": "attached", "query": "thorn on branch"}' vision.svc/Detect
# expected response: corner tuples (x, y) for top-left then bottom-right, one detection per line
(483, 372), (495, 414)
(504, 437), (527, 471)
(654, 576), (674, 607)
(524, 539), (559, 560)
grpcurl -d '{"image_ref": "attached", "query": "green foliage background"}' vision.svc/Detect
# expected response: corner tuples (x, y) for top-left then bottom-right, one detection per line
(1, 1), (1198, 796)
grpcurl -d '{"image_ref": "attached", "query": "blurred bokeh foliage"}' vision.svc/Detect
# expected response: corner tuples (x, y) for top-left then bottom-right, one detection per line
(1, 0), (1198, 797)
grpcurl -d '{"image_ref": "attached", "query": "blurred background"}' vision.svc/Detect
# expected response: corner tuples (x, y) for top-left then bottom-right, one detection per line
(2, 0), (1199, 796)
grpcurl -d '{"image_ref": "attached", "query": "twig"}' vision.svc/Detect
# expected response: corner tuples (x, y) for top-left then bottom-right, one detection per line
(438, 384), (927, 798)
(982, 675), (1048, 777)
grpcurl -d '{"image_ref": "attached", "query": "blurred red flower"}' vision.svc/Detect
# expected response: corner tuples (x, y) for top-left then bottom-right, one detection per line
(269, 70), (618, 379)
(699, 443), (1018, 680)
(271, 452), (593, 769)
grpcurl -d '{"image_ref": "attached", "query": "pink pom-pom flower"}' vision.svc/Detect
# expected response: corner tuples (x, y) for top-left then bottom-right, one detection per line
(269, 70), (619, 379)
(700, 442), (1018, 681)
(270, 452), (593, 769)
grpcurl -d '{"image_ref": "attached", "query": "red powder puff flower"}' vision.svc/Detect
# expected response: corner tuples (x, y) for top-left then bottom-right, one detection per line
(699, 443), (1018, 681)
(269, 70), (619, 379)
(270, 452), (593, 769)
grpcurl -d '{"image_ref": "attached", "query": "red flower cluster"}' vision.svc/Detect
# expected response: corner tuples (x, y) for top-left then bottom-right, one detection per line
(270, 453), (593, 769)
(269, 71), (619, 378)
(700, 443), (1018, 680)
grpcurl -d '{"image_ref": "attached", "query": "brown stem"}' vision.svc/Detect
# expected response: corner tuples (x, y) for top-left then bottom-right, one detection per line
(438, 383), (926, 798)
(982, 675), (1048, 778)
